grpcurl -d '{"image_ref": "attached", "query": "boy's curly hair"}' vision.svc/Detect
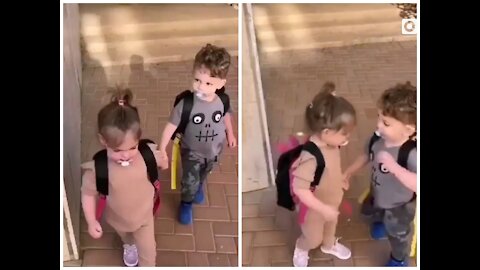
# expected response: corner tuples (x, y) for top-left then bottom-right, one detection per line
(193, 44), (231, 79)
(378, 81), (417, 126)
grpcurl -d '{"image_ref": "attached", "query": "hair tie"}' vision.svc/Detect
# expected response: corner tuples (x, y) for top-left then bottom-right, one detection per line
(118, 99), (125, 106)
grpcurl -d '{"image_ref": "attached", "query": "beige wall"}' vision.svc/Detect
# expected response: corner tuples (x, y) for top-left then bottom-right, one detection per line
(63, 3), (82, 260)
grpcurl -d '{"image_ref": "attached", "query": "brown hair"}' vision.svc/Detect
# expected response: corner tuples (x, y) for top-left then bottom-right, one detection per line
(378, 81), (416, 126)
(97, 87), (141, 148)
(193, 44), (231, 79)
(305, 82), (356, 133)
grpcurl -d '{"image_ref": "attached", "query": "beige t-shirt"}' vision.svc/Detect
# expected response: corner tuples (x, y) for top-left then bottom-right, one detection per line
(291, 143), (344, 220)
(81, 143), (163, 232)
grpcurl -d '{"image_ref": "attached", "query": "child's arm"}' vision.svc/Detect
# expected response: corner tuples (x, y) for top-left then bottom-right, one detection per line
(160, 100), (183, 159)
(158, 123), (177, 162)
(344, 136), (374, 181)
(292, 154), (339, 221)
(377, 151), (417, 192)
(344, 154), (369, 177)
(146, 143), (169, 169)
(224, 112), (236, 148)
(80, 168), (103, 239)
(342, 154), (369, 190)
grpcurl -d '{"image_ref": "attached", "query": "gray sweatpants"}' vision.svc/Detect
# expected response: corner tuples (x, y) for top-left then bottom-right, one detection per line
(180, 150), (216, 203)
(362, 195), (416, 261)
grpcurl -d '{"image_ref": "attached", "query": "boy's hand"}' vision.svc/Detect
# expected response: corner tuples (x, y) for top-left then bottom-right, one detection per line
(227, 133), (237, 148)
(376, 151), (396, 171)
(87, 220), (103, 239)
(341, 170), (353, 191)
(159, 156), (169, 169)
(155, 149), (169, 169)
(159, 149), (168, 162)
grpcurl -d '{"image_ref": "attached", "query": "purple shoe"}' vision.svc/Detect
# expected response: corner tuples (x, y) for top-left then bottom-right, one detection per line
(123, 244), (139, 267)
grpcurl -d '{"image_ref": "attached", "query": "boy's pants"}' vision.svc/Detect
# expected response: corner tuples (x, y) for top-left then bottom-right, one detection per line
(181, 150), (217, 203)
(362, 195), (416, 261)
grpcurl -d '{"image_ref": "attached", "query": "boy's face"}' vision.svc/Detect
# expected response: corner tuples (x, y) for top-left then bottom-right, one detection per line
(376, 110), (415, 143)
(192, 66), (226, 98)
(99, 130), (140, 166)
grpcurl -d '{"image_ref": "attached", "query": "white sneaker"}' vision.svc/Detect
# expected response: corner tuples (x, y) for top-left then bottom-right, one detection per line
(320, 238), (351, 260)
(293, 246), (309, 267)
(123, 244), (139, 267)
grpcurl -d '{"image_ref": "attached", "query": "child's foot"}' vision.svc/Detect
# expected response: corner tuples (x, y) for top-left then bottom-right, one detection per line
(292, 246), (309, 267)
(193, 185), (204, 204)
(320, 238), (351, 260)
(123, 244), (139, 267)
(179, 202), (193, 225)
(385, 255), (408, 266)
(370, 221), (387, 240)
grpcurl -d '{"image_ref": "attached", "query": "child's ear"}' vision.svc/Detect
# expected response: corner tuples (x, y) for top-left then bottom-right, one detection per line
(405, 124), (416, 137)
(321, 128), (331, 135)
(217, 79), (227, 89)
(98, 133), (107, 147)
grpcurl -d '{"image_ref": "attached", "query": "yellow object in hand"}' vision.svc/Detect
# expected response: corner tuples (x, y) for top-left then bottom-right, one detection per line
(171, 137), (180, 190)
(410, 212), (417, 257)
(358, 187), (371, 204)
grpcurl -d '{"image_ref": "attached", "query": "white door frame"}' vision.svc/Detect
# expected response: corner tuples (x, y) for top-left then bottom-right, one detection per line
(243, 3), (275, 188)
(62, 2), (82, 261)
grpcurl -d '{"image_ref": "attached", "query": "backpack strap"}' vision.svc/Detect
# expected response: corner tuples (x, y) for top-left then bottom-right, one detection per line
(216, 86), (226, 95)
(138, 139), (159, 183)
(398, 139), (416, 170)
(93, 149), (109, 196)
(302, 141), (325, 188)
(368, 131), (416, 169)
(171, 91), (194, 140)
(216, 88), (230, 116)
(368, 131), (381, 157)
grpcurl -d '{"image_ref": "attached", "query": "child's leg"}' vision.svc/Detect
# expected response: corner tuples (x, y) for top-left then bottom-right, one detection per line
(293, 220), (324, 266)
(320, 220), (351, 260)
(362, 192), (387, 239)
(179, 151), (203, 224)
(199, 158), (215, 184)
(180, 151), (203, 203)
(297, 220), (325, 250)
(193, 158), (215, 204)
(321, 220), (337, 248)
(132, 216), (156, 266)
(384, 200), (416, 265)
(117, 231), (134, 245)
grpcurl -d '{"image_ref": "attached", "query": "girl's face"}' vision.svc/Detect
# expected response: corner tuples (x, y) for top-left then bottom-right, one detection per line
(99, 130), (140, 166)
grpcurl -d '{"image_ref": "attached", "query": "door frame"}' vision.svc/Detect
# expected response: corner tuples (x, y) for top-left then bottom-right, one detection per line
(243, 3), (275, 189)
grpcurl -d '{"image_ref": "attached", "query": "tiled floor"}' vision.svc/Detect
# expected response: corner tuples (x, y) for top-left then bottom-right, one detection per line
(79, 56), (239, 266)
(242, 41), (417, 266)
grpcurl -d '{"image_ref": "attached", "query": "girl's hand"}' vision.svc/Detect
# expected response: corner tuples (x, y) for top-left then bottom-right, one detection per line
(321, 205), (339, 222)
(87, 220), (103, 239)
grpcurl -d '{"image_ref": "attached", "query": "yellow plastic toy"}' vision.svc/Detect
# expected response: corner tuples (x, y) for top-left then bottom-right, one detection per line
(358, 187), (417, 257)
(171, 137), (181, 190)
